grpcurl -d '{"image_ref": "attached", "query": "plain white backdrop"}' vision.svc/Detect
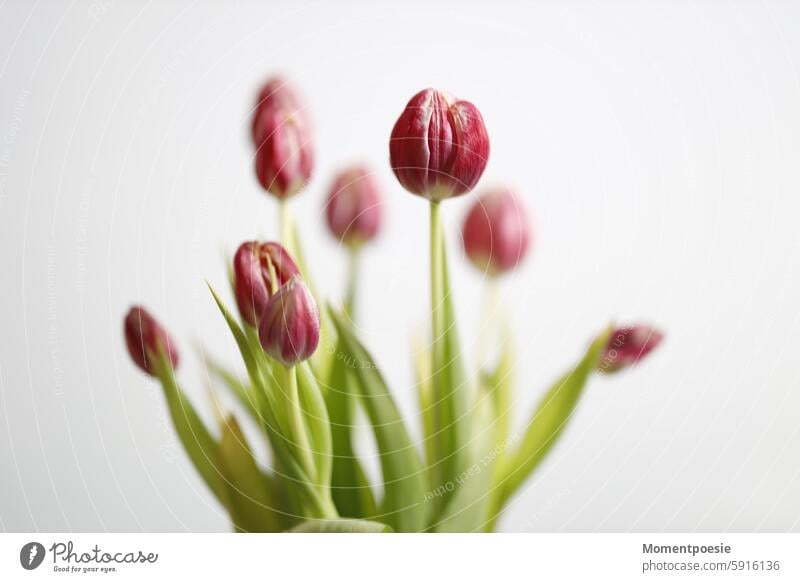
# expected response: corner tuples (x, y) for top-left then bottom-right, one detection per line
(1, 0), (799, 532)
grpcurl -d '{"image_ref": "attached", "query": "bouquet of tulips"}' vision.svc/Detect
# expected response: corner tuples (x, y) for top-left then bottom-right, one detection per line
(123, 78), (662, 532)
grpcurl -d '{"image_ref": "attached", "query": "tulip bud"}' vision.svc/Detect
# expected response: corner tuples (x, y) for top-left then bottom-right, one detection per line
(597, 324), (663, 374)
(251, 76), (303, 147)
(325, 166), (383, 247)
(233, 241), (300, 327)
(462, 187), (531, 276)
(258, 276), (320, 366)
(124, 306), (179, 376)
(254, 106), (314, 199)
(389, 88), (490, 201)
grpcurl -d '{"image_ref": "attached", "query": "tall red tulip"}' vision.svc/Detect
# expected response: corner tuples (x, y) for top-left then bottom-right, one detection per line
(389, 88), (489, 201)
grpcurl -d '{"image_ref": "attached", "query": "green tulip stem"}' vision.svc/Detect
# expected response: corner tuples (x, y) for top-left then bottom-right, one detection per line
(428, 200), (447, 488)
(344, 247), (361, 320)
(478, 279), (500, 369)
(279, 199), (291, 245)
(429, 201), (444, 348)
(285, 364), (315, 482)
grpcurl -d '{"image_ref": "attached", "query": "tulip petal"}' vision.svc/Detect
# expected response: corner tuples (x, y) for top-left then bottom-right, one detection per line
(448, 100), (490, 196)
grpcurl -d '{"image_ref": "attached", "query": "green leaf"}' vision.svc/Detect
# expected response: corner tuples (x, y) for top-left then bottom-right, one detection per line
(492, 326), (613, 516)
(287, 518), (393, 533)
(412, 337), (434, 491)
(207, 283), (261, 391)
(329, 308), (429, 532)
(295, 362), (334, 488)
(218, 414), (283, 532)
(427, 202), (471, 508)
(326, 337), (378, 518)
(483, 331), (514, 455)
(433, 391), (496, 532)
(153, 356), (227, 506)
(207, 283), (326, 518)
(203, 355), (262, 427)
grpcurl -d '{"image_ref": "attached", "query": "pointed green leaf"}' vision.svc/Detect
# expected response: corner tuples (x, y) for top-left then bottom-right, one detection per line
(218, 415), (283, 532)
(434, 391), (496, 532)
(207, 283), (261, 387)
(412, 338), (435, 491)
(153, 356), (226, 505)
(484, 331), (514, 454)
(495, 326), (613, 510)
(326, 338), (377, 518)
(295, 362), (334, 487)
(207, 283), (323, 517)
(329, 308), (429, 532)
(203, 355), (262, 426)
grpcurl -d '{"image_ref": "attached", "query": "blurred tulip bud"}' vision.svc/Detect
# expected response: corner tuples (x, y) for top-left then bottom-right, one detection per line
(124, 306), (179, 376)
(234, 241), (300, 327)
(325, 166), (383, 247)
(390, 88), (489, 202)
(258, 276), (320, 366)
(597, 324), (663, 374)
(255, 106), (314, 199)
(251, 76), (303, 147)
(462, 187), (531, 276)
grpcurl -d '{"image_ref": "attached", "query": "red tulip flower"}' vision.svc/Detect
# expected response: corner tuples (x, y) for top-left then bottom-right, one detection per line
(251, 76), (304, 147)
(254, 106), (314, 199)
(390, 88), (489, 201)
(233, 241), (300, 327)
(462, 187), (531, 276)
(597, 324), (664, 374)
(258, 276), (321, 366)
(124, 306), (179, 376)
(325, 166), (383, 247)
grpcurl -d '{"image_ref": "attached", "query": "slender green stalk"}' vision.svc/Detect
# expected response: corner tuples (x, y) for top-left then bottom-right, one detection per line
(477, 280), (500, 365)
(285, 365), (315, 481)
(279, 199), (291, 245)
(429, 199), (463, 503)
(343, 247), (360, 319)
(429, 203), (443, 329)
(479, 280), (511, 449)
(428, 201), (446, 493)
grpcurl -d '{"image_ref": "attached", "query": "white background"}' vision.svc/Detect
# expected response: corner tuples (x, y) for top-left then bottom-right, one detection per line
(1, 0), (799, 532)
